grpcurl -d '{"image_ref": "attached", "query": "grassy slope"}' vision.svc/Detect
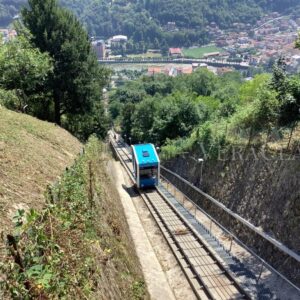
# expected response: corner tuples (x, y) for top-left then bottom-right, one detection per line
(0, 107), (82, 235)
(1, 136), (147, 299)
(0, 108), (147, 299)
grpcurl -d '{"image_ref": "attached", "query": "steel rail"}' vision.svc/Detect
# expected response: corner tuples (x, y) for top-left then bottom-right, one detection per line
(159, 174), (300, 293)
(110, 137), (250, 300)
(142, 190), (215, 300)
(153, 187), (251, 299)
(110, 133), (300, 292)
(160, 165), (300, 264)
(110, 139), (134, 181)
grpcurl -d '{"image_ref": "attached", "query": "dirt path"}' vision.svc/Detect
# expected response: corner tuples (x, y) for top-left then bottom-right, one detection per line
(107, 160), (196, 300)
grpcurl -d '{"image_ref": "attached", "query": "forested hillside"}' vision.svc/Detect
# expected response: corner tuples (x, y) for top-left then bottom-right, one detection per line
(1, 0), (300, 49)
(109, 56), (300, 159)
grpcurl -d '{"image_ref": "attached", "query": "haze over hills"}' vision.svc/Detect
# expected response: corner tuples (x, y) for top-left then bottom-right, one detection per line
(1, 0), (300, 49)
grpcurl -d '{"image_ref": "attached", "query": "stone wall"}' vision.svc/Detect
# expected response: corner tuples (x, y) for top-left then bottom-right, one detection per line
(163, 152), (300, 285)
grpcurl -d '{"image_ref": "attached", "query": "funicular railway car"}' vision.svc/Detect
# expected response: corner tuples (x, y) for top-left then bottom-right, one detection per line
(131, 144), (160, 189)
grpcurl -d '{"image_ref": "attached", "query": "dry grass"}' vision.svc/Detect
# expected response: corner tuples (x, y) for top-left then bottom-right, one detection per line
(1, 136), (147, 299)
(0, 106), (82, 236)
(267, 124), (300, 152)
(0, 109), (146, 299)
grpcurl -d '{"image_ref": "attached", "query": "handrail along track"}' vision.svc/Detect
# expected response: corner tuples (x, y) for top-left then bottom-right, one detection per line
(110, 136), (251, 300)
(159, 169), (300, 293)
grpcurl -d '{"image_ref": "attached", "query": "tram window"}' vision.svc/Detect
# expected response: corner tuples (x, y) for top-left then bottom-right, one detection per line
(142, 150), (150, 157)
(140, 167), (157, 179)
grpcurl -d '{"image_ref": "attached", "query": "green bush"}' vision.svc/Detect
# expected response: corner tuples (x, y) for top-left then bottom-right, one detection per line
(0, 89), (19, 110)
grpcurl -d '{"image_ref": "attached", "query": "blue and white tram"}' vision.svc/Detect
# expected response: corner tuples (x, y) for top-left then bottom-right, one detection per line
(131, 144), (160, 189)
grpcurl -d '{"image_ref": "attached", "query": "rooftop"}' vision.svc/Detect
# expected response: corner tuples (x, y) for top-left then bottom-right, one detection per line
(132, 144), (159, 166)
(169, 48), (182, 54)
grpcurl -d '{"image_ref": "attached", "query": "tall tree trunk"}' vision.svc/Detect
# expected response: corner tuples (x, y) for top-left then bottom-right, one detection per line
(245, 126), (254, 153)
(287, 121), (297, 151)
(54, 96), (61, 126)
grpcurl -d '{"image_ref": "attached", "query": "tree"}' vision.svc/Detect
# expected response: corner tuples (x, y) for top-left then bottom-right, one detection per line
(239, 74), (271, 104)
(131, 98), (156, 142)
(65, 101), (109, 140)
(252, 87), (279, 133)
(271, 57), (298, 125)
(109, 100), (123, 120)
(111, 83), (146, 103)
(295, 31), (300, 50)
(271, 57), (289, 101)
(152, 93), (200, 145)
(232, 85), (279, 145)
(0, 36), (52, 117)
(22, 0), (109, 125)
(121, 102), (136, 142)
(188, 68), (217, 96)
(142, 74), (174, 96)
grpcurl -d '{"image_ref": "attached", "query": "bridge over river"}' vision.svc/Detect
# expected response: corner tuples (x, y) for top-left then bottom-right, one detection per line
(98, 57), (250, 70)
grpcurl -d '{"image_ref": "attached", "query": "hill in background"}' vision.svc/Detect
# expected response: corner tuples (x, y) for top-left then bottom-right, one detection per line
(1, 0), (300, 49)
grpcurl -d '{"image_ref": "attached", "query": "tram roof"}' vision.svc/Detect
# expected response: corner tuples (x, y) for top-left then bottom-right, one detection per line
(132, 144), (159, 166)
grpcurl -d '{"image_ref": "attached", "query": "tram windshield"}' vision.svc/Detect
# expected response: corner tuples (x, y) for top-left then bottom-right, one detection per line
(140, 166), (158, 179)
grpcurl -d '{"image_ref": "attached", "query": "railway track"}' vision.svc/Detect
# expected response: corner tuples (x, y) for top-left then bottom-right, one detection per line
(110, 136), (251, 300)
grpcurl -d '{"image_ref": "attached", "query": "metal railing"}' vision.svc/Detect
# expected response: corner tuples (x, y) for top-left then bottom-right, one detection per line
(109, 132), (300, 292)
(98, 57), (250, 68)
(160, 165), (300, 292)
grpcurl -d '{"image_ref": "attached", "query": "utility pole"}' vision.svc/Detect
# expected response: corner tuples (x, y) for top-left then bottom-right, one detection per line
(198, 158), (204, 186)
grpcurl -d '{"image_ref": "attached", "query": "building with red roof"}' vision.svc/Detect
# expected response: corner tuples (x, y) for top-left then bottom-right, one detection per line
(169, 48), (183, 58)
(148, 66), (162, 76)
